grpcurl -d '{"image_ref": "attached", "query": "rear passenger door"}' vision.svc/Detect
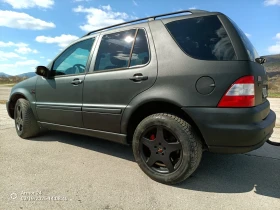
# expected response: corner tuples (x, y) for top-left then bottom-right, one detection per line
(82, 25), (157, 133)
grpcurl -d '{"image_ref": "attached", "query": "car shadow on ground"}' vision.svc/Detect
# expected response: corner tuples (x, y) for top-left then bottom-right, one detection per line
(176, 151), (280, 199)
(30, 131), (280, 199)
(30, 130), (135, 161)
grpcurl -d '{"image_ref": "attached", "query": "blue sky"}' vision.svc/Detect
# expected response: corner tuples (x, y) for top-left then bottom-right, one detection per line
(0, 0), (280, 75)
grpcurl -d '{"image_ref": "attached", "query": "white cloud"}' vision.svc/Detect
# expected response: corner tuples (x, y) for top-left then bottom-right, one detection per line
(268, 33), (280, 54)
(0, 41), (38, 54)
(0, 60), (39, 67)
(264, 0), (280, 6)
(2, 0), (54, 9)
(0, 41), (28, 48)
(189, 7), (197, 9)
(133, 0), (138, 6)
(268, 44), (280, 54)
(0, 51), (26, 61)
(35, 34), (79, 48)
(0, 10), (55, 30)
(15, 47), (38, 54)
(73, 5), (132, 32)
(245, 33), (252, 38)
(0, 60), (39, 75)
(101, 5), (112, 11)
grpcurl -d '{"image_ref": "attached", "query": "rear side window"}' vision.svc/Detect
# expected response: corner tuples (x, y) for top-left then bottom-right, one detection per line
(94, 29), (150, 71)
(165, 15), (236, 61)
(130, 29), (149, 67)
(95, 29), (136, 71)
(228, 18), (259, 62)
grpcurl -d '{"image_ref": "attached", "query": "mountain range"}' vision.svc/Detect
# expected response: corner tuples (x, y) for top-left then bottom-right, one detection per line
(0, 72), (36, 78)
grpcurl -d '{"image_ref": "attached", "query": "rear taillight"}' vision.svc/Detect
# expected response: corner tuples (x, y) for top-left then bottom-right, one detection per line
(218, 76), (255, 108)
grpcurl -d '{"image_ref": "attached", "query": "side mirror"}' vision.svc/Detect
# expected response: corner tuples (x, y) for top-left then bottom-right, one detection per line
(36, 66), (50, 78)
(255, 57), (266, 65)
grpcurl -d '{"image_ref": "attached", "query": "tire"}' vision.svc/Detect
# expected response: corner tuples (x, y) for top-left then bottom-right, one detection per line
(132, 113), (202, 184)
(14, 98), (40, 138)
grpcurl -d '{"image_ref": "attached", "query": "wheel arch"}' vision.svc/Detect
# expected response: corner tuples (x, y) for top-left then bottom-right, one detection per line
(121, 98), (207, 149)
(8, 90), (35, 119)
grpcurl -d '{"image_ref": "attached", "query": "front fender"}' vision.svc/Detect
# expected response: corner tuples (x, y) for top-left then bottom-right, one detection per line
(7, 76), (38, 119)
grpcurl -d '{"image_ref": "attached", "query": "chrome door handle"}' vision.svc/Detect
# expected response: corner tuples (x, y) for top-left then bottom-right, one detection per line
(71, 79), (83, 85)
(129, 74), (148, 82)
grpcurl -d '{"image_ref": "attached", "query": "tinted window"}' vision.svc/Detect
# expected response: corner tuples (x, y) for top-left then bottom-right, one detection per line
(166, 15), (236, 61)
(228, 18), (259, 62)
(94, 29), (136, 71)
(53, 38), (95, 76)
(130, 29), (149, 66)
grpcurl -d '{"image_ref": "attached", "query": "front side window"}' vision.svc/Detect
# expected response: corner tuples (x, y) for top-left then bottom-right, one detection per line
(94, 29), (150, 71)
(165, 15), (236, 61)
(53, 38), (95, 76)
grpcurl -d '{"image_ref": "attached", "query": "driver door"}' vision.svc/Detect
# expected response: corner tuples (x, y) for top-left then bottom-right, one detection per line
(35, 37), (96, 128)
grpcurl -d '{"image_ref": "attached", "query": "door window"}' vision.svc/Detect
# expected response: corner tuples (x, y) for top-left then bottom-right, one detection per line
(94, 29), (136, 71)
(94, 29), (150, 71)
(52, 38), (95, 76)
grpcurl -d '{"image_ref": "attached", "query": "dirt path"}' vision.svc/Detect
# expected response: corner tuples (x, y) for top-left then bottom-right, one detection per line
(0, 85), (12, 101)
(269, 98), (280, 127)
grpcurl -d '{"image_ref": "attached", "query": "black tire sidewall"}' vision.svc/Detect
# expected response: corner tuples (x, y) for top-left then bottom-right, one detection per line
(14, 100), (24, 137)
(132, 114), (197, 184)
(14, 99), (39, 138)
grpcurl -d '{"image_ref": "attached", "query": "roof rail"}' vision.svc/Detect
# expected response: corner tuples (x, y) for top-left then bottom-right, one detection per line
(83, 9), (208, 37)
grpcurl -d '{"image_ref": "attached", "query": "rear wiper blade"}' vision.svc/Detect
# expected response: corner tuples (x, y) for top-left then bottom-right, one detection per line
(255, 57), (266, 64)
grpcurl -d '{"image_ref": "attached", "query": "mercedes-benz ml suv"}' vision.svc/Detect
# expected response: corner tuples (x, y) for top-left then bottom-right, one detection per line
(6, 10), (276, 184)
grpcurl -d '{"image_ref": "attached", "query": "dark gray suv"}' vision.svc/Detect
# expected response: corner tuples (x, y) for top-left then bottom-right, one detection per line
(6, 10), (276, 184)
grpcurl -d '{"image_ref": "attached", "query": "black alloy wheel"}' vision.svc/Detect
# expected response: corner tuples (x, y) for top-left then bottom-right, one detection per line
(133, 113), (203, 184)
(15, 104), (23, 133)
(140, 126), (182, 174)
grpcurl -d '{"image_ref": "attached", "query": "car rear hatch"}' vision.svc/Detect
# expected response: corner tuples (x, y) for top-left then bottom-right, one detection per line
(159, 12), (269, 108)
(227, 17), (268, 106)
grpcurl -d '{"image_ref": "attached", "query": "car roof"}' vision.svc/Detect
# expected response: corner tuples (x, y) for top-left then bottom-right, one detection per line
(81, 9), (214, 38)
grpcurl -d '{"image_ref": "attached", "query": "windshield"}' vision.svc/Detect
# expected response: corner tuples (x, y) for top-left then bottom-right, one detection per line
(228, 18), (259, 62)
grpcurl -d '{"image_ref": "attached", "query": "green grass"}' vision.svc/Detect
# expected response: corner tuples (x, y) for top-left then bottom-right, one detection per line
(0, 83), (15, 87)
(268, 92), (280, 98)
(0, 100), (7, 104)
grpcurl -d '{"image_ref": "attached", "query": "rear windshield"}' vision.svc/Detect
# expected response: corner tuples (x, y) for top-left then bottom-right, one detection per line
(228, 18), (259, 62)
(165, 15), (236, 61)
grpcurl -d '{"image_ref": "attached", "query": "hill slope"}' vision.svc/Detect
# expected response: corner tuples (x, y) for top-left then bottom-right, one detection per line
(263, 54), (280, 97)
(263, 54), (280, 77)
(0, 72), (36, 78)
(17, 72), (36, 78)
(0, 72), (11, 77)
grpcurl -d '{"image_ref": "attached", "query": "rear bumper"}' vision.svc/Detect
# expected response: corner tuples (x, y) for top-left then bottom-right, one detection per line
(182, 100), (276, 154)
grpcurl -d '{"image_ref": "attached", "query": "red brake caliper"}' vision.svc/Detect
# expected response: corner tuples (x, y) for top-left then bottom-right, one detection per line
(150, 134), (156, 141)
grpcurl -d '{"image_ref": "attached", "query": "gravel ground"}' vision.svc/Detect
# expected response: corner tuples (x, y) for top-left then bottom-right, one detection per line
(0, 98), (279, 210)
(0, 86), (11, 101)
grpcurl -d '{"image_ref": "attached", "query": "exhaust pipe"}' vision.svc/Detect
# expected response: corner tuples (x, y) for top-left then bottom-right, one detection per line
(267, 139), (280, 146)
